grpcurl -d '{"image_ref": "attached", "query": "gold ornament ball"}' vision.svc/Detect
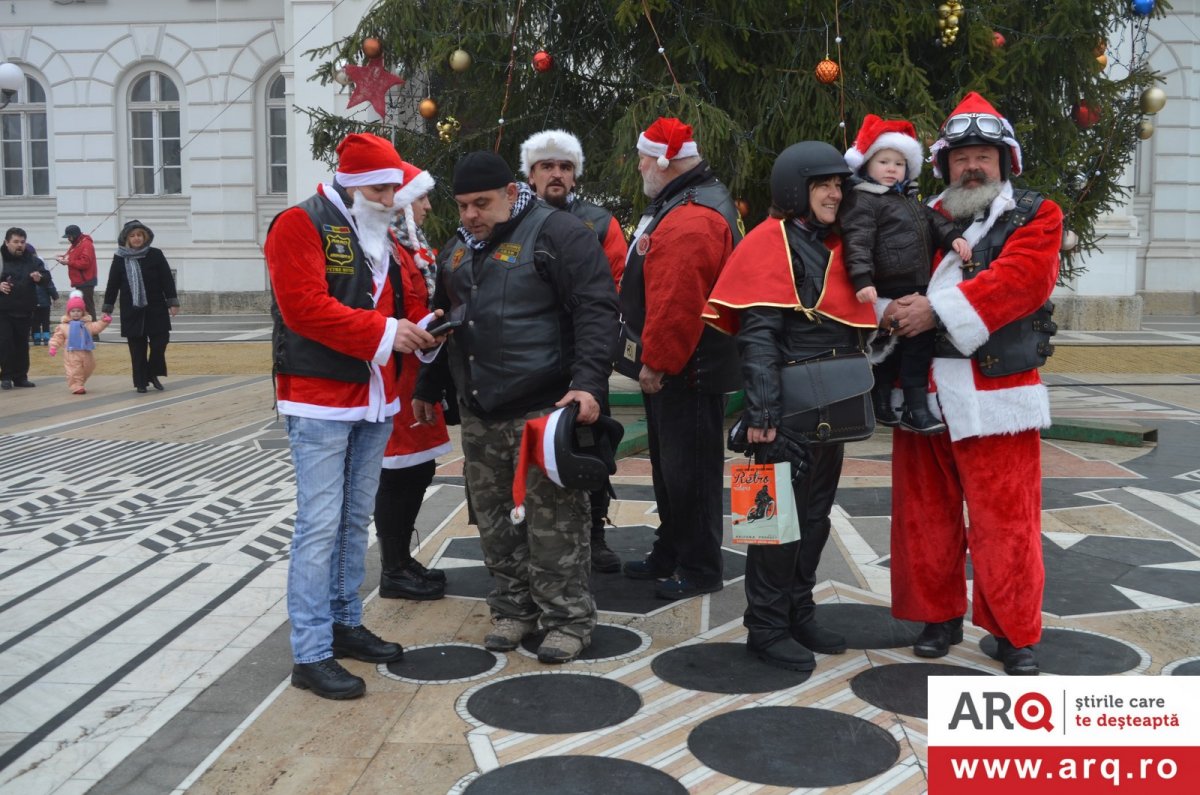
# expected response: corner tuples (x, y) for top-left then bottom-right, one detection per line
(449, 48), (471, 72)
(946, 14), (959, 27)
(1137, 119), (1155, 139)
(815, 58), (840, 84)
(1094, 38), (1107, 57)
(1095, 54), (1108, 70)
(938, 4), (951, 18)
(735, 199), (750, 217)
(418, 98), (438, 119)
(362, 37), (383, 60)
(437, 116), (461, 143)
(1139, 86), (1167, 114)
(1061, 230), (1079, 252)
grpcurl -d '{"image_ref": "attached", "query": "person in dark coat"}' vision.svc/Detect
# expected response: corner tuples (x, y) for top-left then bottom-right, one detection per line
(102, 220), (180, 393)
(1, 227), (51, 389)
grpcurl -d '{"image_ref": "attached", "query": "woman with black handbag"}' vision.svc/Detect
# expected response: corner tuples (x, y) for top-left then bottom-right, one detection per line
(705, 142), (877, 672)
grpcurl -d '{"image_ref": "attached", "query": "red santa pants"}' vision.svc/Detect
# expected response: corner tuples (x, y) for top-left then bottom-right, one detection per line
(890, 427), (1044, 648)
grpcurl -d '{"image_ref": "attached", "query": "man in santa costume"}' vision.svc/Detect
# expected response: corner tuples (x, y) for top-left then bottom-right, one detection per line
(267, 133), (440, 699)
(519, 129), (627, 574)
(619, 117), (743, 600)
(883, 92), (1062, 675)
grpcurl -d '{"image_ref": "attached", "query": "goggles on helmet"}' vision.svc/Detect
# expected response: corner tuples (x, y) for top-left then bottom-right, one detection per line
(941, 113), (1006, 144)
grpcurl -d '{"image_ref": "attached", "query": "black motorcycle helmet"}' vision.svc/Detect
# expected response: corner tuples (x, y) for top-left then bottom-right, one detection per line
(553, 402), (625, 491)
(770, 141), (852, 218)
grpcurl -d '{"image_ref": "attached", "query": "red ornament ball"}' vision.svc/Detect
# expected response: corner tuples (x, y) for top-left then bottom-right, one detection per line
(1072, 101), (1101, 129)
(992, 31), (1006, 48)
(814, 58), (840, 85)
(362, 37), (382, 59)
(532, 50), (554, 73)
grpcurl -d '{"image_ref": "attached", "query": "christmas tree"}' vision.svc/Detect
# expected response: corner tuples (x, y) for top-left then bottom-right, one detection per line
(301, 0), (1169, 275)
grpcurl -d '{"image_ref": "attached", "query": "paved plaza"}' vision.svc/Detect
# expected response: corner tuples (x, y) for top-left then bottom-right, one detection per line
(1, 317), (1198, 794)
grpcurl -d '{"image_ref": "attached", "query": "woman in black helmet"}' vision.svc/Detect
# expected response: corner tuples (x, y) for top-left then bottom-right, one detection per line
(705, 141), (878, 672)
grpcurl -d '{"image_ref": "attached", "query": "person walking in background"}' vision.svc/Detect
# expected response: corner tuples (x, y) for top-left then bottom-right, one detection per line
(374, 155), (451, 602)
(31, 262), (58, 346)
(519, 128), (626, 574)
(102, 220), (179, 393)
(48, 291), (112, 394)
(57, 224), (99, 324)
(1, 227), (50, 390)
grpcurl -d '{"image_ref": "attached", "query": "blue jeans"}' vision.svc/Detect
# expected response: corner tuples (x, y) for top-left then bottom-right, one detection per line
(285, 415), (391, 664)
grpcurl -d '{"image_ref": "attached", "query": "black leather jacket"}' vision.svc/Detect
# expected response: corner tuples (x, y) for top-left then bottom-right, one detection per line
(738, 221), (864, 429)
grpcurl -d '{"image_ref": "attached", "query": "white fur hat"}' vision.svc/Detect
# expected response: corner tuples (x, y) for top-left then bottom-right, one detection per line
(519, 129), (585, 177)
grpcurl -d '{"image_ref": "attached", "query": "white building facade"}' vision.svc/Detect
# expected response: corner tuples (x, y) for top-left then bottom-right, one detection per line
(1, 0), (1196, 321)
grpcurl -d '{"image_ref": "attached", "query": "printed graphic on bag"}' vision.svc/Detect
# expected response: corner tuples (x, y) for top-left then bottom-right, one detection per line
(730, 462), (800, 545)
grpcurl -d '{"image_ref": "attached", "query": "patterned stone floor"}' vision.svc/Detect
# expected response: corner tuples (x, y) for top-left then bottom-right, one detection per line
(1, 362), (1199, 794)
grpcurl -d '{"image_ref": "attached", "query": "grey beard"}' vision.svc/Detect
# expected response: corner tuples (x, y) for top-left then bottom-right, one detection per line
(350, 193), (397, 267)
(940, 180), (1003, 222)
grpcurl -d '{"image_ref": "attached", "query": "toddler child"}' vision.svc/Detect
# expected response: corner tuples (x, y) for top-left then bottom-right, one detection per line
(840, 114), (972, 434)
(48, 291), (112, 394)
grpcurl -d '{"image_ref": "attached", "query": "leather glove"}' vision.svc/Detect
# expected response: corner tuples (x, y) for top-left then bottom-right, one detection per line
(751, 426), (811, 482)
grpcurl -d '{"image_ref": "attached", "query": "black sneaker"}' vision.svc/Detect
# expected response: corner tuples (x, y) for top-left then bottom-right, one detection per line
(291, 658), (365, 700)
(590, 534), (621, 573)
(622, 557), (673, 581)
(331, 623), (403, 662)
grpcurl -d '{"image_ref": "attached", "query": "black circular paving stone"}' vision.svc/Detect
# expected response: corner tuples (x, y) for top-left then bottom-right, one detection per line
(1170, 660), (1200, 676)
(688, 706), (899, 788)
(466, 674), (641, 734)
(384, 645), (497, 681)
(520, 624), (643, 660)
(851, 663), (993, 719)
(464, 756), (687, 795)
(651, 642), (810, 694)
(813, 603), (924, 649)
(979, 628), (1142, 675)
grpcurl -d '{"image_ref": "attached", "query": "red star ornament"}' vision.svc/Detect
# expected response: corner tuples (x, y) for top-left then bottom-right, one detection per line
(344, 57), (405, 117)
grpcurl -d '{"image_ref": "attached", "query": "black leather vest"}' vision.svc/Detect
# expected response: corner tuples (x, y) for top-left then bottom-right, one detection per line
(621, 178), (743, 393)
(270, 192), (380, 383)
(933, 190), (1057, 376)
(569, 200), (614, 248)
(440, 203), (568, 413)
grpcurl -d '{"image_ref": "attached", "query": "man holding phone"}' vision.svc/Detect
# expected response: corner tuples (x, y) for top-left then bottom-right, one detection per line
(413, 151), (619, 664)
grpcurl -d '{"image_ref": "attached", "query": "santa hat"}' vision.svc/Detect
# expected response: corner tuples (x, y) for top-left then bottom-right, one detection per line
(66, 290), (86, 313)
(844, 114), (925, 180)
(393, 158), (436, 249)
(637, 117), (699, 170)
(930, 91), (1023, 179)
(509, 407), (569, 524)
(334, 133), (406, 187)
(519, 129), (585, 177)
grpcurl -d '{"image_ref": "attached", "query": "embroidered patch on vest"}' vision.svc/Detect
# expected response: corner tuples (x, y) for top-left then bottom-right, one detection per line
(450, 248), (466, 271)
(324, 232), (354, 272)
(635, 234), (652, 256)
(322, 224), (351, 234)
(493, 242), (522, 263)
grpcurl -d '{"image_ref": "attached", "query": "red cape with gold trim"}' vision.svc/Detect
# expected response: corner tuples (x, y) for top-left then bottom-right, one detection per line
(702, 219), (877, 335)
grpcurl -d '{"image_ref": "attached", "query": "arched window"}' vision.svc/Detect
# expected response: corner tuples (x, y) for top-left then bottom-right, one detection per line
(266, 73), (287, 194)
(1, 75), (49, 196)
(129, 71), (181, 195)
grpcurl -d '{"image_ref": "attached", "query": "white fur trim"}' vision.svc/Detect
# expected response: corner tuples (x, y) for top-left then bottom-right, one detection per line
(335, 167), (405, 187)
(637, 133), (698, 165)
(520, 129), (585, 177)
(855, 131), (924, 180)
(541, 408), (566, 488)
(932, 358), (1050, 441)
(853, 181), (891, 195)
(382, 442), (452, 469)
(394, 170), (434, 208)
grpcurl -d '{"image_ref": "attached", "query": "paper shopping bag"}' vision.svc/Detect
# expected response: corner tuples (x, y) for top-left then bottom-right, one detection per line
(730, 461), (800, 545)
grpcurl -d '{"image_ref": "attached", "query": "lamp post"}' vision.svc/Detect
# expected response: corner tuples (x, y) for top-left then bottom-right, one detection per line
(0, 62), (23, 109)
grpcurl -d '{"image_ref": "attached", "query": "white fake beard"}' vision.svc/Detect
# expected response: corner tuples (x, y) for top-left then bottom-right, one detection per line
(349, 192), (398, 267)
(940, 177), (1003, 222)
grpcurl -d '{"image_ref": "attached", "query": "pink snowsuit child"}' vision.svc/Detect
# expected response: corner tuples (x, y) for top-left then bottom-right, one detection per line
(49, 292), (112, 394)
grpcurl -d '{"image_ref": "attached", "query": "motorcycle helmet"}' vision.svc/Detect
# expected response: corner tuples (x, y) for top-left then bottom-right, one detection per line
(770, 141), (852, 218)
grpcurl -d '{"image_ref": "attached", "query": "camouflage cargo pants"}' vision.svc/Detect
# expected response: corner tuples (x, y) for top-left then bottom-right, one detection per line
(460, 406), (596, 640)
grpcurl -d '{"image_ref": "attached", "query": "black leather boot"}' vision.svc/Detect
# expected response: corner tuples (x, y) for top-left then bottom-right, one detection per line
(378, 535), (444, 600)
(792, 620), (847, 654)
(331, 623), (404, 662)
(900, 387), (947, 434)
(993, 637), (1040, 675)
(589, 489), (620, 572)
(291, 658), (365, 699)
(747, 633), (816, 672)
(913, 617), (964, 658)
(872, 379), (899, 427)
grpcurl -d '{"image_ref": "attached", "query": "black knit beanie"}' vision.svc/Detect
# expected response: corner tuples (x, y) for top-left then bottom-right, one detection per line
(452, 151), (514, 195)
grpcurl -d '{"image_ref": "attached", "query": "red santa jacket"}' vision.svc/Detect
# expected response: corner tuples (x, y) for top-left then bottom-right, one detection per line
(266, 184), (401, 422)
(925, 182), (1063, 441)
(383, 244), (451, 468)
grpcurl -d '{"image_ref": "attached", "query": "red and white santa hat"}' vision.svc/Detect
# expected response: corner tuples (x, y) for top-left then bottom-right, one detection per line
(929, 91), (1023, 179)
(394, 158), (436, 256)
(844, 114), (925, 180)
(334, 133), (406, 187)
(519, 129), (585, 177)
(637, 117), (699, 170)
(509, 407), (569, 524)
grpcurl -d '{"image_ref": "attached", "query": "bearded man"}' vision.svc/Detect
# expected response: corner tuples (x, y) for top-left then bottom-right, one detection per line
(882, 93), (1063, 676)
(266, 133), (440, 699)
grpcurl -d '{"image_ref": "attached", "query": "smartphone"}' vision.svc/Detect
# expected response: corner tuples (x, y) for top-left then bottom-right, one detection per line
(427, 318), (463, 337)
